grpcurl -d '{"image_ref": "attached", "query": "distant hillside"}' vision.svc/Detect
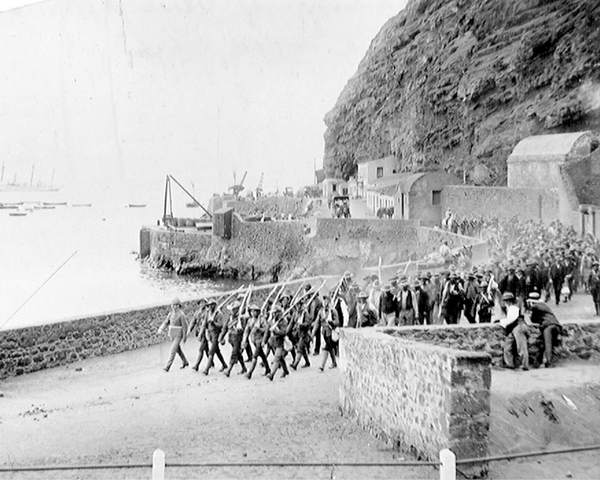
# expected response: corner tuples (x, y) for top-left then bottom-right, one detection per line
(323, 0), (600, 184)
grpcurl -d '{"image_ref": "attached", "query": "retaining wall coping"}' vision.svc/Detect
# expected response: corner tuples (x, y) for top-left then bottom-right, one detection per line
(343, 327), (491, 363)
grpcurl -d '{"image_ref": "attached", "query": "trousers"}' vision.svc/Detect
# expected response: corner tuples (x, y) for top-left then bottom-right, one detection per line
(503, 323), (529, 369)
(165, 334), (187, 371)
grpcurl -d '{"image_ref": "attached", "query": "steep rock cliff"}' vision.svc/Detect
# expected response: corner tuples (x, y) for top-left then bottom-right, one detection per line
(324, 0), (600, 184)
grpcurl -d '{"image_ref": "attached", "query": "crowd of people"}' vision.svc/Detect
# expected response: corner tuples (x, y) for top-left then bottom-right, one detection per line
(157, 213), (600, 377)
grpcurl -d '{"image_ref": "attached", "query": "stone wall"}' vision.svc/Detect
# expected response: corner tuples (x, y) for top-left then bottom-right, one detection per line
(221, 196), (310, 219)
(386, 321), (600, 368)
(339, 328), (491, 470)
(441, 186), (560, 223)
(143, 226), (214, 274)
(305, 218), (483, 276)
(210, 214), (308, 280)
(0, 302), (199, 379)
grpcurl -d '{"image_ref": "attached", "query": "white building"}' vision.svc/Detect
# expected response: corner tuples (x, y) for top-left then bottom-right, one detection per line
(357, 155), (399, 198)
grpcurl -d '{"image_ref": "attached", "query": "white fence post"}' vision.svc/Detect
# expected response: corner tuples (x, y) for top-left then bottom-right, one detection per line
(152, 449), (165, 480)
(440, 448), (456, 480)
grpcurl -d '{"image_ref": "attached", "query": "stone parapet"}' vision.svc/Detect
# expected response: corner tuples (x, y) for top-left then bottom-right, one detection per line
(339, 327), (491, 471)
(387, 321), (600, 367)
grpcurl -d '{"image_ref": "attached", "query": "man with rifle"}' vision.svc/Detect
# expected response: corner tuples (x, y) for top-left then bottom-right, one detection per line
(219, 289), (253, 377)
(202, 298), (228, 376)
(242, 303), (271, 379)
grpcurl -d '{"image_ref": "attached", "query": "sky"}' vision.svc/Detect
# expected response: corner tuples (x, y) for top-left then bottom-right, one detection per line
(0, 0), (407, 205)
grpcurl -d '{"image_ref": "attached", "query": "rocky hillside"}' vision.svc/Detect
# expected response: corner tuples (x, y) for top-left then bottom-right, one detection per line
(324, 0), (600, 184)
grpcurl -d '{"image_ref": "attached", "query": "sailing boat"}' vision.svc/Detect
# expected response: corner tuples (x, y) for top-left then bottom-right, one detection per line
(0, 164), (60, 192)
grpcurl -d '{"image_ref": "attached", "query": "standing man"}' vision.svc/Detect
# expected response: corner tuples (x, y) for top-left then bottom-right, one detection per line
(312, 293), (339, 371)
(202, 299), (228, 375)
(441, 273), (464, 324)
(499, 293), (529, 371)
(304, 284), (323, 356)
(476, 281), (494, 323)
(589, 261), (600, 316)
(413, 280), (431, 325)
(356, 291), (378, 327)
(219, 300), (248, 377)
(379, 284), (397, 326)
(242, 304), (271, 379)
(396, 280), (417, 326)
(158, 297), (189, 372)
(550, 256), (565, 306)
(267, 306), (291, 381)
(188, 299), (209, 372)
(291, 296), (313, 370)
(463, 273), (479, 324)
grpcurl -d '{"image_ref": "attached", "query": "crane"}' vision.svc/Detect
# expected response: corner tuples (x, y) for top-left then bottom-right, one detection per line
(255, 172), (264, 198)
(228, 170), (247, 196)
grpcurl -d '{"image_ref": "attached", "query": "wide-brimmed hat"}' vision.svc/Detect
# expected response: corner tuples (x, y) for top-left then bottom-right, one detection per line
(357, 291), (368, 299)
(528, 292), (541, 300)
(248, 303), (260, 311)
(372, 280), (381, 288)
(501, 292), (515, 301)
(171, 297), (181, 306)
(382, 284), (391, 293)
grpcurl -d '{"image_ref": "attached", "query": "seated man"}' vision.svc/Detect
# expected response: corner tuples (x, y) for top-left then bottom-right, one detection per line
(498, 292), (529, 371)
(526, 292), (562, 368)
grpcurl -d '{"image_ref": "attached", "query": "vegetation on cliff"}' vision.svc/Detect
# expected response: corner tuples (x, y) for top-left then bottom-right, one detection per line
(324, 0), (600, 184)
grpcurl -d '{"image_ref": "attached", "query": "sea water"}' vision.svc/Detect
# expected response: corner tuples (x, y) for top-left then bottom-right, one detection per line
(0, 190), (230, 331)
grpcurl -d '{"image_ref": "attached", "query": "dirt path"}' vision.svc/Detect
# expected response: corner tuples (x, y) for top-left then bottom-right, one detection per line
(0, 341), (434, 480)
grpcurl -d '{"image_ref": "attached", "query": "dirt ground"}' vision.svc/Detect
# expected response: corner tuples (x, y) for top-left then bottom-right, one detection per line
(0, 341), (434, 480)
(1, 335), (600, 480)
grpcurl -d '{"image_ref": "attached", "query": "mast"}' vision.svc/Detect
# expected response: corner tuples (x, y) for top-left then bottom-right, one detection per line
(1, 162), (4, 183)
(50, 168), (55, 188)
(30, 164), (35, 187)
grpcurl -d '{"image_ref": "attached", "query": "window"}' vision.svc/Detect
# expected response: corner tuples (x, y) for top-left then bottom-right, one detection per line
(376, 167), (383, 178)
(432, 190), (441, 205)
(332, 184), (337, 192)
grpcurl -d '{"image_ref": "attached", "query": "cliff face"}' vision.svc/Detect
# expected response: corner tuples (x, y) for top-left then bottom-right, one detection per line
(324, 0), (600, 184)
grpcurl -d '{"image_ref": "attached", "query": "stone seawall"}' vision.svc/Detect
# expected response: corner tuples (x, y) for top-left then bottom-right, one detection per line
(441, 186), (560, 223)
(0, 301), (203, 380)
(386, 321), (600, 368)
(339, 328), (491, 470)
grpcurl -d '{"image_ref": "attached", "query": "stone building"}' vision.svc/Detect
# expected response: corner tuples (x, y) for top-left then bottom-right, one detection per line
(442, 131), (600, 236)
(321, 178), (348, 199)
(394, 172), (461, 226)
(508, 131), (598, 223)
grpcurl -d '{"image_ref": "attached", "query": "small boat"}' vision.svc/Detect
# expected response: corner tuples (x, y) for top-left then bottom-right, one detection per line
(2, 202), (23, 206)
(127, 204), (147, 208)
(186, 202), (200, 208)
(42, 202), (67, 206)
(0, 204), (19, 210)
(9, 212), (28, 217)
(34, 205), (56, 210)
(71, 203), (92, 207)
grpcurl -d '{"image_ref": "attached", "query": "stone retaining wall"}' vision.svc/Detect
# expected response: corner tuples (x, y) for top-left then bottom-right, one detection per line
(0, 300), (202, 380)
(441, 186), (560, 223)
(386, 321), (600, 367)
(339, 328), (490, 473)
(307, 219), (483, 274)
